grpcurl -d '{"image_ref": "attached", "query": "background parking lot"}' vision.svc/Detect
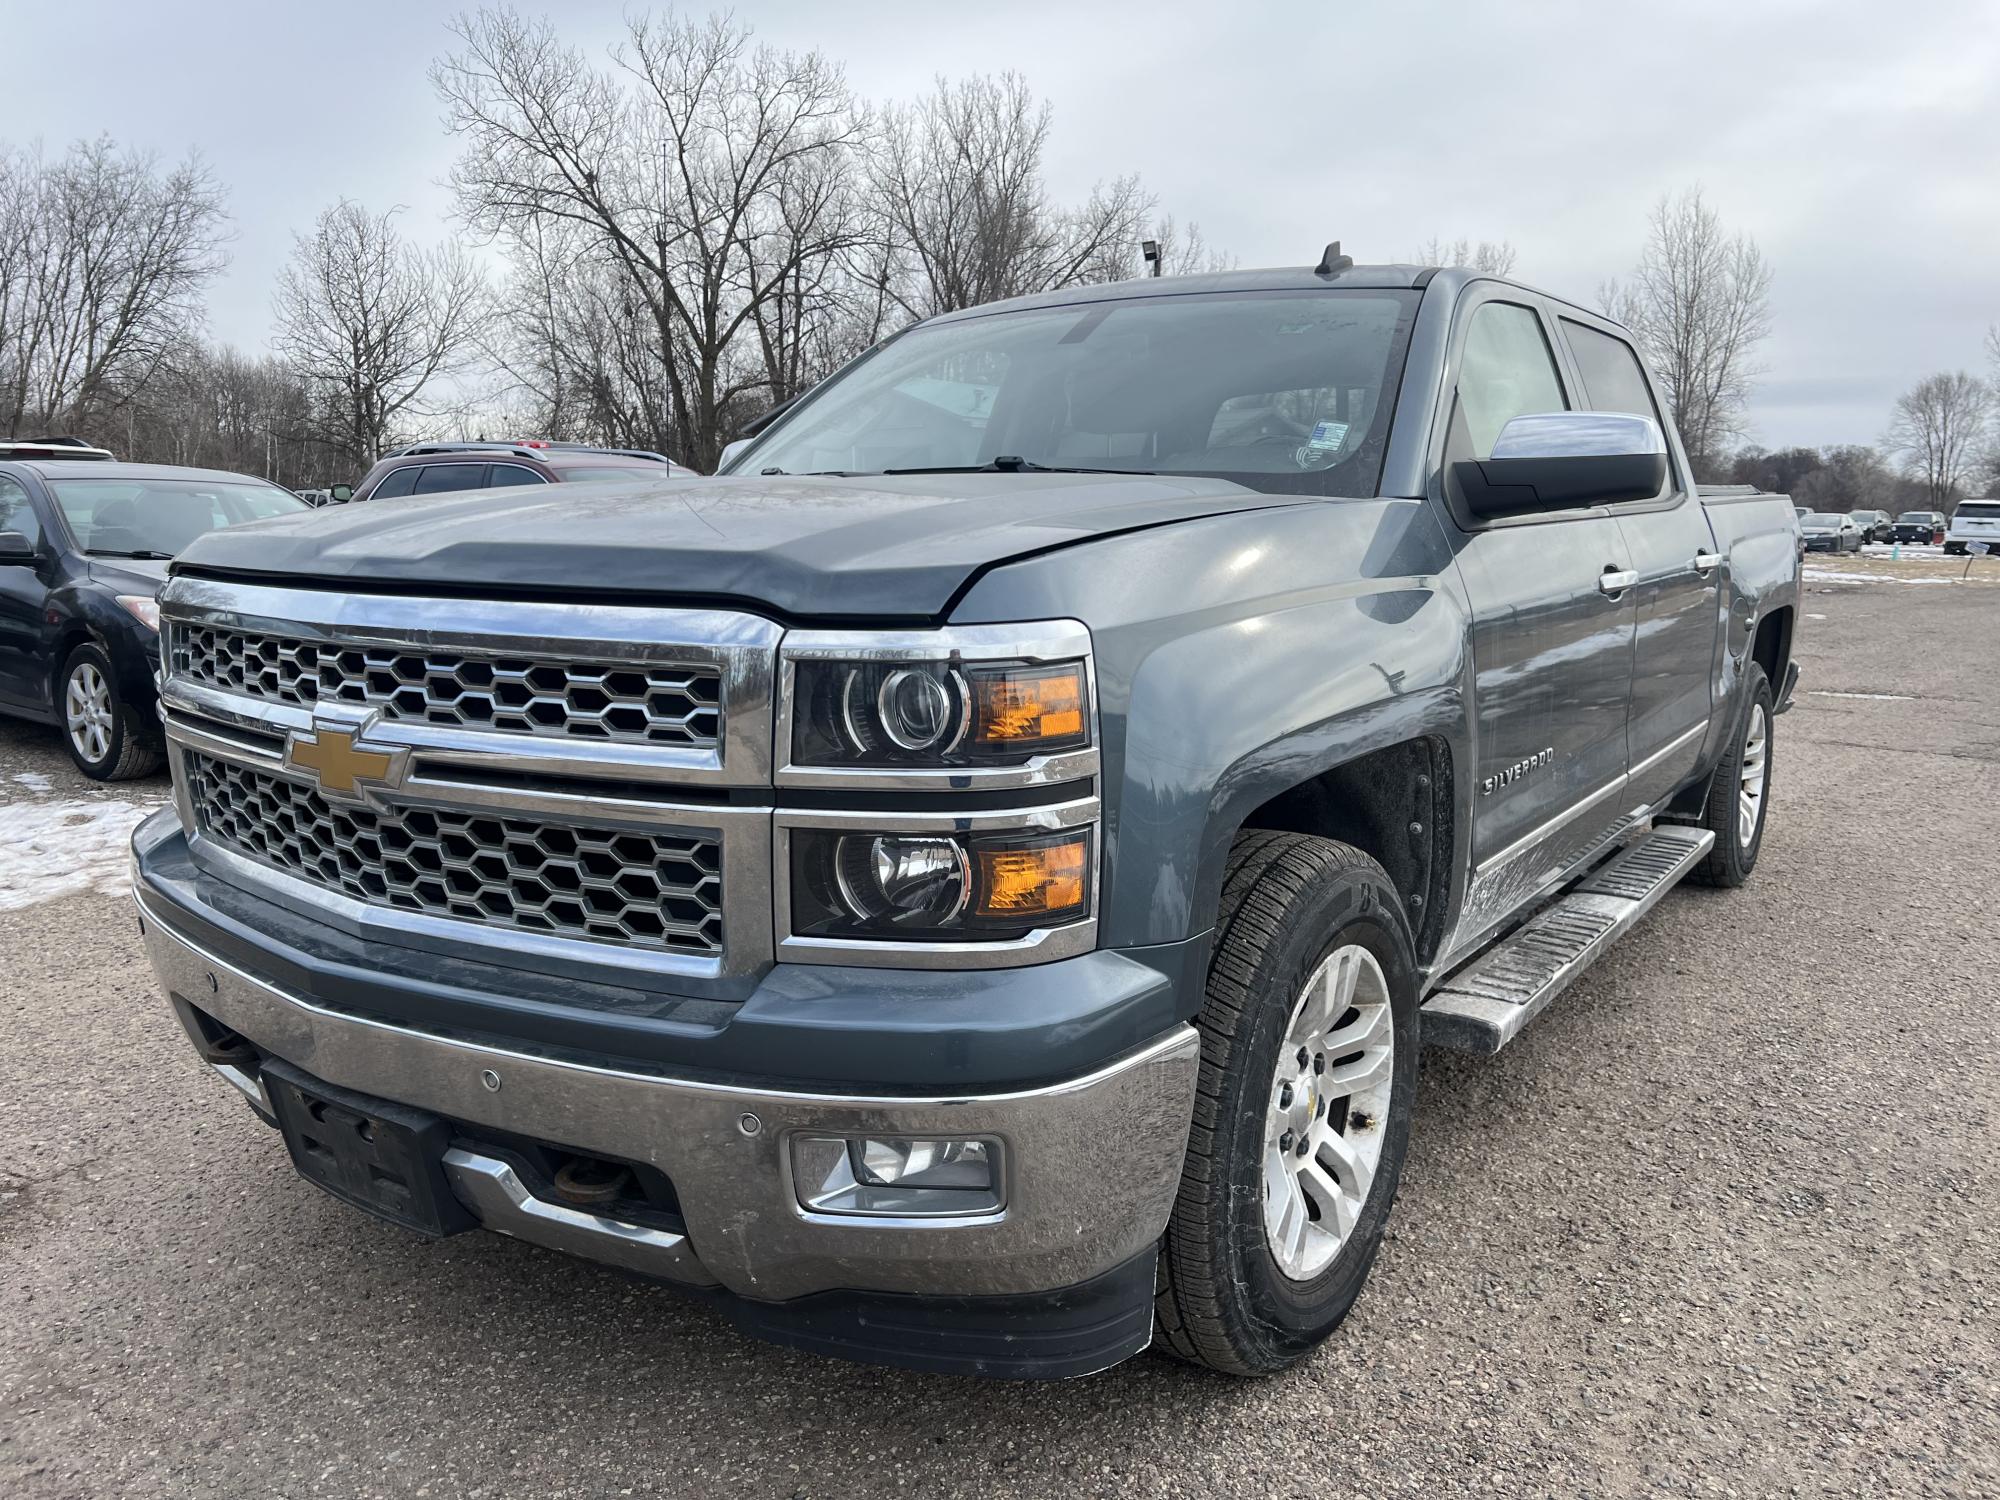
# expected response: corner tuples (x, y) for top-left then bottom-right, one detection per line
(2, 574), (1995, 1499)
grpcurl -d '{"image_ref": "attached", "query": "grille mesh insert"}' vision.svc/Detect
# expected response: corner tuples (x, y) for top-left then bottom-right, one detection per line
(186, 753), (723, 955)
(170, 624), (721, 748)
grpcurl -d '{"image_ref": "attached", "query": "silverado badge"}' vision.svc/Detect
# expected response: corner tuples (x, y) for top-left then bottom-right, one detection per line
(1481, 747), (1554, 796)
(285, 718), (405, 800)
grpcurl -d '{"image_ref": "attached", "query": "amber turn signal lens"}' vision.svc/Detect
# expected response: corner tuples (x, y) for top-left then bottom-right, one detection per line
(970, 665), (1086, 749)
(971, 836), (1089, 922)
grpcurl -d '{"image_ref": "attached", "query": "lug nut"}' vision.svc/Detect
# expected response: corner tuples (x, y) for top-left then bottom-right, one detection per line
(1296, 1047), (1309, 1069)
(1279, 1130), (1295, 1154)
(1295, 1135), (1311, 1158)
(1278, 1083), (1294, 1109)
(1313, 1053), (1326, 1074)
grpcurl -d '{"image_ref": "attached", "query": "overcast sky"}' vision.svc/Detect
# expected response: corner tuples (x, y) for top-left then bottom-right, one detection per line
(6, 0), (1996, 452)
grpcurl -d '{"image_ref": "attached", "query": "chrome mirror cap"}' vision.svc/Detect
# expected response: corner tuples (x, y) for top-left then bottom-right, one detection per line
(718, 437), (754, 473)
(1491, 411), (1666, 461)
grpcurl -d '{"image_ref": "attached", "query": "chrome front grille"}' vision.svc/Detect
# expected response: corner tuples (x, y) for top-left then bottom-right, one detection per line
(170, 623), (722, 748)
(185, 753), (724, 956)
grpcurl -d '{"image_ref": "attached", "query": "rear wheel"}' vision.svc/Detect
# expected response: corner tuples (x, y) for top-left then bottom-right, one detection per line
(60, 642), (162, 781)
(1689, 663), (1773, 887)
(1154, 832), (1419, 1376)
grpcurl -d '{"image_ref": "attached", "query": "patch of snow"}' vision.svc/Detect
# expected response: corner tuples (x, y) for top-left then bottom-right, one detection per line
(0, 797), (166, 911)
(1808, 690), (1914, 702)
(1802, 568), (1951, 586)
(1806, 612), (1828, 620)
(9, 772), (53, 793)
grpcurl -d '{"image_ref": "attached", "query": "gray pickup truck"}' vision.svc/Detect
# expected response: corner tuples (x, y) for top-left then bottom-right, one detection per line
(132, 256), (1801, 1379)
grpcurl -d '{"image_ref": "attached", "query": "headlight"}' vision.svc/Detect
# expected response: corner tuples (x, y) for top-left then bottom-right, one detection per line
(791, 827), (1092, 940)
(790, 657), (1088, 768)
(116, 595), (161, 632)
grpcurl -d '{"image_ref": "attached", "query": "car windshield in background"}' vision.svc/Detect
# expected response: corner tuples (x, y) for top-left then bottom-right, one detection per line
(735, 289), (1423, 499)
(1897, 512), (1931, 523)
(50, 477), (306, 558)
(1804, 514), (1846, 527)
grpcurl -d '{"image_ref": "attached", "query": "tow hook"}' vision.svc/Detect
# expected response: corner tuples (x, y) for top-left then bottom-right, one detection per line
(552, 1156), (634, 1207)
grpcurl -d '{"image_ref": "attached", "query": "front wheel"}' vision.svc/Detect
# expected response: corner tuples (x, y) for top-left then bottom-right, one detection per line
(1154, 831), (1419, 1376)
(59, 642), (162, 781)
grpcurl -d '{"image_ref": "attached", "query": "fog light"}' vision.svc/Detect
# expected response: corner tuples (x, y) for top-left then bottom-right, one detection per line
(792, 1134), (1004, 1218)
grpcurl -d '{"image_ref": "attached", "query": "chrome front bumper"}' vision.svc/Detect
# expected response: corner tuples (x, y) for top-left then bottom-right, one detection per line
(138, 890), (1199, 1303)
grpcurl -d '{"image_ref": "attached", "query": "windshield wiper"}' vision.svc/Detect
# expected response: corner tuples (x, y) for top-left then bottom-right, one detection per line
(881, 456), (1158, 477)
(89, 549), (177, 560)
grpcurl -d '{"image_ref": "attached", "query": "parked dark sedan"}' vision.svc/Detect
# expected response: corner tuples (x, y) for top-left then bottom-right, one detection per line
(0, 460), (306, 778)
(1892, 510), (1946, 545)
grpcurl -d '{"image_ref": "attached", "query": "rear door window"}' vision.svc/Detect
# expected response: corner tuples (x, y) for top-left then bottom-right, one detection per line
(410, 464), (488, 495)
(486, 464), (548, 487)
(1560, 318), (1678, 498)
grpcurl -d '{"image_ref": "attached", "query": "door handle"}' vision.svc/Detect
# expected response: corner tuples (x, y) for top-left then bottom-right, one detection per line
(1598, 568), (1638, 596)
(1693, 551), (1723, 573)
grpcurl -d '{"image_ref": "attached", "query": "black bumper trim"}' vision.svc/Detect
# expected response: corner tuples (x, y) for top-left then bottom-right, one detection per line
(714, 1248), (1159, 1380)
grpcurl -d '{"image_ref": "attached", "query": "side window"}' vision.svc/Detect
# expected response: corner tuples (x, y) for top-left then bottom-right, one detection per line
(369, 466), (420, 499)
(0, 477), (42, 550)
(486, 464), (548, 488)
(1450, 302), (1567, 461)
(1560, 319), (1678, 497)
(410, 464), (488, 495)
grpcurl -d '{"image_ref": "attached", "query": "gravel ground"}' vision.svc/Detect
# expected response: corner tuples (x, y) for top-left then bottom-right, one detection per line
(2, 577), (1995, 1499)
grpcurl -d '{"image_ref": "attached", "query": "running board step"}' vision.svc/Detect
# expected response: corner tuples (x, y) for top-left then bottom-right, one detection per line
(1421, 824), (1715, 1055)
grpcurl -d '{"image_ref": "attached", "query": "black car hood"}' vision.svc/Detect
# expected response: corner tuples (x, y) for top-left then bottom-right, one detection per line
(170, 472), (1307, 618)
(85, 556), (170, 593)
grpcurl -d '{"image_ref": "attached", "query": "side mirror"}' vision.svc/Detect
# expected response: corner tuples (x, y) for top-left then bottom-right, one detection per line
(1454, 411), (1668, 520)
(329, 484), (354, 502)
(0, 530), (36, 565)
(717, 438), (753, 473)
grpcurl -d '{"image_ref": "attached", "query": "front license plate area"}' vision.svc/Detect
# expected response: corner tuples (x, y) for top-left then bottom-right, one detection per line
(260, 1058), (475, 1237)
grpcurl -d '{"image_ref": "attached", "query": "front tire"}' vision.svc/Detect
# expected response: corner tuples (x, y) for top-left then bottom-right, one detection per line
(1154, 831), (1420, 1376)
(59, 642), (162, 781)
(1689, 663), (1773, 887)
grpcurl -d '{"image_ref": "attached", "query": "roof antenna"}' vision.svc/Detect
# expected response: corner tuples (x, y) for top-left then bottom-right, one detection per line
(1314, 240), (1353, 277)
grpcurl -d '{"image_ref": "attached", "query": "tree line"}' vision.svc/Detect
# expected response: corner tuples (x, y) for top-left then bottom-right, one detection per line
(3, 6), (1996, 504)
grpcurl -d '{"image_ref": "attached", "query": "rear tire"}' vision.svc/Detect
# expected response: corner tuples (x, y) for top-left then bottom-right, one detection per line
(1153, 831), (1420, 1376)
(1689, 663), (1773, 887)
(59, 642), (162, 782)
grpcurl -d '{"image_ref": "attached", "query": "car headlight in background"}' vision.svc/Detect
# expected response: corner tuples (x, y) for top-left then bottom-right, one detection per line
(790, 657), (1089, 768)
(116, 595), (161, 632)
(790, 827), (1092, 940)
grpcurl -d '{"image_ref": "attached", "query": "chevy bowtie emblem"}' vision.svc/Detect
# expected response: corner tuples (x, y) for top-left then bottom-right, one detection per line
(286, 720), (403, 799)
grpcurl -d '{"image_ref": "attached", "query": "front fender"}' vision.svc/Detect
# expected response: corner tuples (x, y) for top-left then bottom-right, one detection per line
(951, 498), (1468, 950)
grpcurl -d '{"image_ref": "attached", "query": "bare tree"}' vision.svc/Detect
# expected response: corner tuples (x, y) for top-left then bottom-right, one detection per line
(1599, 188), (1771, 478)
(434, 8), (870, 471)
(873, 72), (1153, 318)
(271, 200), (487, 466)
(0, 138), (228, 438)
(1413, 237), (1517, 276)
(1883, 372), (1992, 510)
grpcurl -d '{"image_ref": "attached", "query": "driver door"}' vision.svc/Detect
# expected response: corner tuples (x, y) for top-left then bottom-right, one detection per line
(0, 475), (51, 709)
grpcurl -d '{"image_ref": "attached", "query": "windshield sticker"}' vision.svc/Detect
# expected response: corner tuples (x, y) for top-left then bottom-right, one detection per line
(1294, 420), (1349, 469)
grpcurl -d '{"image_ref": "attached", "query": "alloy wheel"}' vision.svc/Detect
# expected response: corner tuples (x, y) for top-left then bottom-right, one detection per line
(65, 662), (113, 764)
(1262, 943), (1394, 1281)
(1737, 701), (1769, 847)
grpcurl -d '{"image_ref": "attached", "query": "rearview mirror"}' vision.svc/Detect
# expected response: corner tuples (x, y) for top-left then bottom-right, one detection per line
(0, 530), (36, 565)
(1454, 412), (1667, 519)
(329, 484), (354, 502)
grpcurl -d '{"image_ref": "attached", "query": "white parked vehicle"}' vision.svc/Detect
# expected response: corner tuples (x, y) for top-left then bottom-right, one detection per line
(1944, 500), (2000, 556)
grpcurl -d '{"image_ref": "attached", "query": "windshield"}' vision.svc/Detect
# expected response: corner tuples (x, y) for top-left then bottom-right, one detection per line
(50, 477), (306, 558)
(1804, 513), (1846, 527)
(1897, 512), (1931, 523)
(734, 289), (1422, 498)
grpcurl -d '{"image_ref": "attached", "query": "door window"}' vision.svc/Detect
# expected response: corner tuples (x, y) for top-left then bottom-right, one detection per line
(411, 464), (489, 495)
(369, 466), (421, 499)
(0, 477), (41, 551)
(486, 464), (548, 487)
(1561, 318), (1678, 498)
(1450, 302), (1567, 461)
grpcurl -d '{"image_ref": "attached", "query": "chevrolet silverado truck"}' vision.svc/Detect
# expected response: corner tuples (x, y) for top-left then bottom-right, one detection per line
(131, 257), (1801, 1379)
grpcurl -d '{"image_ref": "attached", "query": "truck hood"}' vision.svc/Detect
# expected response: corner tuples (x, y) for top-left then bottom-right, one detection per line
(169, 472), (1308, 618)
